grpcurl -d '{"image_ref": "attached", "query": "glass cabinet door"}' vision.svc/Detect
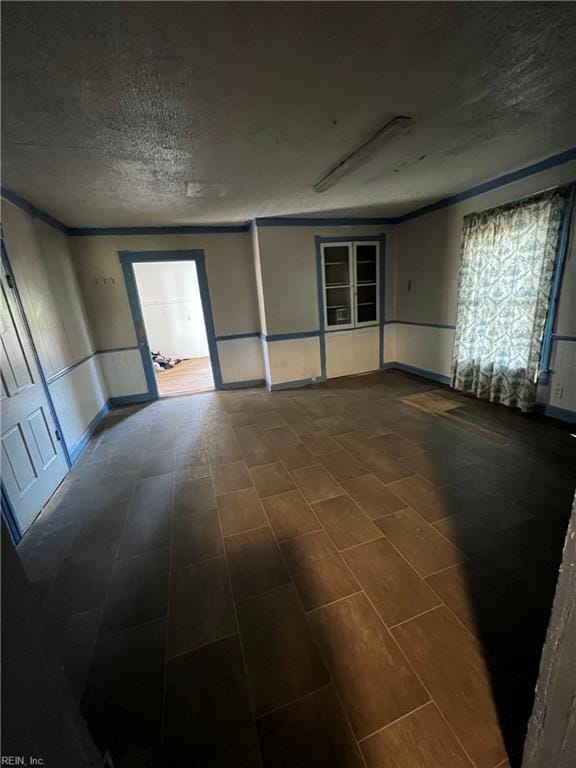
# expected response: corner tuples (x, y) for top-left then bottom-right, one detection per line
(354, 243), (378, 325)
(323, 245), (353, 328)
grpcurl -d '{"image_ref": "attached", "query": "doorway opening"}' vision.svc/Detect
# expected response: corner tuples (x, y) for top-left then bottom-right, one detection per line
(132, 260), (214, 397)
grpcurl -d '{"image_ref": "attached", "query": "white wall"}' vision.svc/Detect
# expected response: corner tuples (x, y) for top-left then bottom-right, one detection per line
(133, 261), (209, 359)
(70, 231), (264, 386)
(1, 199), (107, 454)
(393, 159), (576, 413)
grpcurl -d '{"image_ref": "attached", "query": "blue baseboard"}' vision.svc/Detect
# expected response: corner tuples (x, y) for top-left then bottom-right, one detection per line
(535, 403), (576, 423)
(69, 400), (110, 464)
(109, 393), (155, 407)
(380, 362), (451, 386)
(383, 363), (576, 423)
(218, 379), (266, 390)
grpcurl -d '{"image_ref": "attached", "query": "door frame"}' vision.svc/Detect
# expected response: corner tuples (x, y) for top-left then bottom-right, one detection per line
(118, 249), (223, 399)
(315, 233), (387, 380)
(1, 234), (72, 544)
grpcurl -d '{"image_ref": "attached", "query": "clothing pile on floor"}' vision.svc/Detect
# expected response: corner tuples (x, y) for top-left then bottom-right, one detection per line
(152, 351), (182, 372)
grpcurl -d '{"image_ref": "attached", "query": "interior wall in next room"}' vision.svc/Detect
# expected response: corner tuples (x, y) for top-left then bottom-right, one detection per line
(133, 260), (209, 359)
(0, 197), (107, 457)
(70, 231), (265, 390)
(392, 158), (576, 417)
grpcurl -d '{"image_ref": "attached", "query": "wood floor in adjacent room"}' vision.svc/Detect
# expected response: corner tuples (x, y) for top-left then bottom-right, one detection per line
(17, 371), (575, 768)
(156, 356), (214, 397)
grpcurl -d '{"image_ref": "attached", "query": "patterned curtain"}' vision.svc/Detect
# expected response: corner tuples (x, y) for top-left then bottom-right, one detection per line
(451, 190), (565, 412)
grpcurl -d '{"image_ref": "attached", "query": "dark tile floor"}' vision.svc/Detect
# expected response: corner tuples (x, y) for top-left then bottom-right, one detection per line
(17, 371), (575, 768)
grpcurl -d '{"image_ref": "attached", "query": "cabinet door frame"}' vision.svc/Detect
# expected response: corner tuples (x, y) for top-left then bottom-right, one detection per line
(353, 241), (380, 328)
(321, 242), (355, 331)
(321, 240), (380, 331)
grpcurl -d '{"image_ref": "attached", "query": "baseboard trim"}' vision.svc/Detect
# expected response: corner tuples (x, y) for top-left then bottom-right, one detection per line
(268, 377), (320, 391)
(535, 403), (576, 423)
(69, 400), (110, 464)
(109, 393), (155, 407)
(381, 363), (576, 423)
(380, 362), (451, 386)
(218, 379), (266, 390)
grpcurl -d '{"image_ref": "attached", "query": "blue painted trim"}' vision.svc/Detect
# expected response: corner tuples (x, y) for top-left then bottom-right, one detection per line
(313, 235), (385, 244)
(254, 217), (395, 228)
(381, 361), (451, 386)
(0, 239), (72, 468)
(552, 334), (576, 342)
(69, 401), (110, 464)
(215, 332), (261, 342)
(535, 403), (576, 423)
(539, 185), (575, 385)
(315, 236), (327, 381)
(109, 393), (155, 407)
(118, 250), (223, 392)
(70, 224), (251, 236)
(397, 147), (576, 224)
(326, 324), (380, 333)
(194, 254), (223, 389)
(269, 378), (316, 391)
(314, 234), (386, 381)
(384, 320), (456, 330)
(44, 347), (141, 385)
(379, 234), (386, 369)
(98, 345), (140, 354)
(1, 186), (69, 234)
(218, 379), (266, 390)
(1, 482), (22, 545)
(263, 330), (321, 342)
(5, 149), (575, 237)
(119, 258), (160, 401)
(46, 352), (97, 384)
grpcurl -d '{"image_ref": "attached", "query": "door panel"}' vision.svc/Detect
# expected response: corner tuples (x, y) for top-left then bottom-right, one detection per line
(27, 407), (59, 468)
(0, 256), (67, 535)
(1, 424), (37, 493)
(1, 282), (34, 395)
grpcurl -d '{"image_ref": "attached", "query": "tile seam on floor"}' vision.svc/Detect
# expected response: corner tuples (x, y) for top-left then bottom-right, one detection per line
(160, 471), (177, 754)
(378, 501), (469, 575)
(254, 682), (334, 721)
(388, 604), (444, 630)
(165, 631), (239, 663)
(78, 471), (144, 704)
(338, 534), (387, 553)
(358, 545), (479, 768)
(256, 481), (370, 768)
(213, 469), (264, 768)
(305, 589), (364, 615)
(272, 460), (426, 753)
(222, 523), (271, 539)
(356, 700), (434, 743)
(99, 612), (170, 644)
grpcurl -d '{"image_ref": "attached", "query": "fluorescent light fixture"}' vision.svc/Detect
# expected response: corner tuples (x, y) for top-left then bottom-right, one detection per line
(314, 115), (414, 193)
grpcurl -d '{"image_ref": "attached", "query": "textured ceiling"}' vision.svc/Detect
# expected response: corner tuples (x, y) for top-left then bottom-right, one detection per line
(2, 1), (576, 226)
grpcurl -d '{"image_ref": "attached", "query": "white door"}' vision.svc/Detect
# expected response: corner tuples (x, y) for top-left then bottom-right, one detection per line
(1, 266), (68, 535)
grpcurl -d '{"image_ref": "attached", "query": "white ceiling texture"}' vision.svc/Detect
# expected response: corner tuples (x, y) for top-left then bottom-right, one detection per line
(2, 1), (576, 226)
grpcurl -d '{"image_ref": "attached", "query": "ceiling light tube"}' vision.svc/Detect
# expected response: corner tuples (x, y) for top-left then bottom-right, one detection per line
(314, 115), (414, 193)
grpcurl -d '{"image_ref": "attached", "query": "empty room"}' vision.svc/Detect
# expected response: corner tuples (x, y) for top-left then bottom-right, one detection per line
(1, 2), (575, 768)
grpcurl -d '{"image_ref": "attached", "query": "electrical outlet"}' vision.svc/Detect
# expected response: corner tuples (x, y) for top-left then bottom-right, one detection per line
(554, 384), (564, 399)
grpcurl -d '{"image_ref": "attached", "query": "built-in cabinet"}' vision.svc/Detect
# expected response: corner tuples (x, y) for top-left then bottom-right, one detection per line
(321, 240), (381, 379)
(321, 242), (379, 329)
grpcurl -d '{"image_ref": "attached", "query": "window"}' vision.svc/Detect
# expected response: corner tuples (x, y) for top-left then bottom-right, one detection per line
(322, 242), (379, 329)
(452, 190), (566, 412)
